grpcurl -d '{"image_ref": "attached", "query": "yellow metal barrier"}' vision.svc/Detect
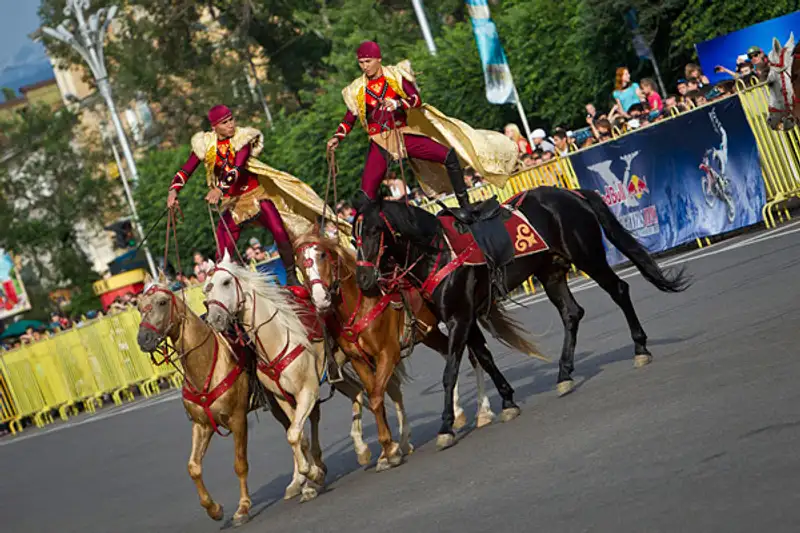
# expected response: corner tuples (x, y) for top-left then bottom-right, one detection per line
(737, 81), (800, 227)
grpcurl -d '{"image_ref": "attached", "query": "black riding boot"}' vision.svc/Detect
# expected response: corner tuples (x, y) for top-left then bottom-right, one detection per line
(276, 240), (300, 286)
(445, 149), (474, 214)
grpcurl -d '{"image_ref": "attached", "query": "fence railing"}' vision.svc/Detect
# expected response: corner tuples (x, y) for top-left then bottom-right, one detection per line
(2, 80), (798, 436)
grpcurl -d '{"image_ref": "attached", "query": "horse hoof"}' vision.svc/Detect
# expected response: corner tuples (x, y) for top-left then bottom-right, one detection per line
(388, 452), (404, 467)
(401, 442), (415, 456)
(436, 433), (456, 450)
(357, 447), (372, 466)
(557, 380), (574, 397)
(453, 411), (468, 430)
(299, 486), (319, 503)
(208, 503), (224, 521)
(284, 482), (303, 500)
(309, 465), (326, 485)
(232, 513), (251, 527)
(476, 411), (495, 428)
(634, 354), (653, 368)
(500, 406), (521, 423)
(375, 458), (392, 473)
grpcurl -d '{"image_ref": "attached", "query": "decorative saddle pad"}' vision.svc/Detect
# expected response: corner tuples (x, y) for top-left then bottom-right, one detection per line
(437, 194), (549, 266)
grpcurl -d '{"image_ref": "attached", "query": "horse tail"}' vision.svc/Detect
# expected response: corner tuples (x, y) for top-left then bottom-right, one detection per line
(480, 305), (550, 362)
(580, 189), (691, 293)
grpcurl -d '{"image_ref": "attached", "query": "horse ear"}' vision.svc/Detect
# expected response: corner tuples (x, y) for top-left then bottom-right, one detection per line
(773, 36), (783, 56)
(222, 249), (231, 264)
(144, 272), (153, 286)
(787, 32), (795, 51)
(157, 269), (167, 284)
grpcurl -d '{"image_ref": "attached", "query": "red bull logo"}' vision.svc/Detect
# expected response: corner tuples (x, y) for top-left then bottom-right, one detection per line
(627, 174), (649, 199)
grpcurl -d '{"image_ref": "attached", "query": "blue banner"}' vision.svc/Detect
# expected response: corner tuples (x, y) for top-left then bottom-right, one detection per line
(696, 11), (800, 85)
(569, 98), (766, 266)
(466, 0), (515, 105)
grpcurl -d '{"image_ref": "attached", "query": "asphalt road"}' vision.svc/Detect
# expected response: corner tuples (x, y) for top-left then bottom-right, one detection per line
(2, 222), (800, 533)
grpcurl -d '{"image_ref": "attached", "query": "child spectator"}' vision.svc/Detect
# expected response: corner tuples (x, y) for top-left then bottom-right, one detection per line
(640, 78), (663, 112)
(685, 63), (710, 88)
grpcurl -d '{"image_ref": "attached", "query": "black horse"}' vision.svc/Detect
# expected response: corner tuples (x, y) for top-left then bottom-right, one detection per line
(355, 186), (690, 447)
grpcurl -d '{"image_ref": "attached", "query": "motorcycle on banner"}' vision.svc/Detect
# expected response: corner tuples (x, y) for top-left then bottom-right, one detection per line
(699, 109), (736, 223)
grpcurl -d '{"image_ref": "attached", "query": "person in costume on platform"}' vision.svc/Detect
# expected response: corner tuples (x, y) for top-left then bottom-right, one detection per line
(167, 105), (345, 286)
(326, 41), (520, 211)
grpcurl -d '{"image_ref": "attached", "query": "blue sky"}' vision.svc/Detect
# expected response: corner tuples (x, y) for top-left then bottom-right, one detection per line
(0, 0), (52, 97)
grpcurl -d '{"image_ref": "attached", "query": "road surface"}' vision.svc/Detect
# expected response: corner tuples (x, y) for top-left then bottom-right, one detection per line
(2, 222), (800, 533)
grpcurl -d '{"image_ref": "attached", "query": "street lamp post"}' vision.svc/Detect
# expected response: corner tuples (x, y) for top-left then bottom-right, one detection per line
(43, 0), (158, 278)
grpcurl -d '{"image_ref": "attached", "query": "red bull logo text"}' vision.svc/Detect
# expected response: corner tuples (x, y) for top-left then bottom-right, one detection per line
(600, 175), (650, 206)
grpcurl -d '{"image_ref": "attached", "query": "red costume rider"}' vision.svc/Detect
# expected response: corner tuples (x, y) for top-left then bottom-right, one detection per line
(166, 105), (300, 285)
(327, 41), (472, 211)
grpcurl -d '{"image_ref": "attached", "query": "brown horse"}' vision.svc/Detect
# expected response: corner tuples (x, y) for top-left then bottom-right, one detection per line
(136, 276), (274, 525)
(135, 275), (367, 524)
(294, 231), (496, 470)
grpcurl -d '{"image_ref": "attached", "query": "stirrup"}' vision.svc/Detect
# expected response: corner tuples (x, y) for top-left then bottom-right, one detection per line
(326, 358), (344, 384)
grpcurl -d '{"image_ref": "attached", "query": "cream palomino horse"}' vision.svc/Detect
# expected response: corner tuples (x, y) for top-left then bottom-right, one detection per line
(203, 252), (412, 487)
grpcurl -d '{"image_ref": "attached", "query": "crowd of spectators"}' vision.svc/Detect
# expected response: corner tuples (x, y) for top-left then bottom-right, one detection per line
(504, 44), (768, 170)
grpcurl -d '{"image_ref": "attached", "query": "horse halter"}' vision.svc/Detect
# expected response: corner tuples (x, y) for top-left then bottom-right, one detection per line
(139, 285), (180, 340)
(767, 50), (800, 117)
(295, 241), (340, 297)
(205, 266), (247, 319)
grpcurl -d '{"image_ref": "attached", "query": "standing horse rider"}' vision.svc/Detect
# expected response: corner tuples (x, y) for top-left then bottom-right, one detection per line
(167, 105), (344, 286)
(326, 41), (519, 213)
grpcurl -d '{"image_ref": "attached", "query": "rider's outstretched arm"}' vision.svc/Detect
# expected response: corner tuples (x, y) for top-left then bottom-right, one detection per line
(170, 153), (201, 193)
(333, 111), (357, 141)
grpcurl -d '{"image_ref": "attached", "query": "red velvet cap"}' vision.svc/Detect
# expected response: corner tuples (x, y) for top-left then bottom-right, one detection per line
(208, 105), (233, 126)
(356, 41), (381, 59)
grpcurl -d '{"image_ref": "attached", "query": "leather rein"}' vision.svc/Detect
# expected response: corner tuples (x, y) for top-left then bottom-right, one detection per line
(353, 212), (474, 300)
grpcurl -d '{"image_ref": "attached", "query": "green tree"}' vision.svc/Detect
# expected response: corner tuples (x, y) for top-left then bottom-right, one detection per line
(1, 87), (16, 102)
(0, 106), (117, 315)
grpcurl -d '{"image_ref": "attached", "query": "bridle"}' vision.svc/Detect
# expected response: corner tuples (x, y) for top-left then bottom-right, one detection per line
(205, 266), (247, 319)
(295, 241), (342, 298)
(767, 48), (800, 118)
(139, 285), (181, 341)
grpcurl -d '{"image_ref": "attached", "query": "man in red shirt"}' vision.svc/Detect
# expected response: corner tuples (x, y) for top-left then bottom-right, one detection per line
(327, 41), (474, 212)
(167, 105), (336, 286)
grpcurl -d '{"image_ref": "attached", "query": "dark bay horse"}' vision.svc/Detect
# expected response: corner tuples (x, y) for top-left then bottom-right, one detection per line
(354, 187), (689, 447)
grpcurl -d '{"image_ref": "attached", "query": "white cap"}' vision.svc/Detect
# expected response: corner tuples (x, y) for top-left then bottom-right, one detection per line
(567, 130), (575, 137)
(532, 128), (546, 139)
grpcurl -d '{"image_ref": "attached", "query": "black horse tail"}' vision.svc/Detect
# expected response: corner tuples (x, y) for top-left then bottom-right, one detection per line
(580, 189), (691, 293)
(480, 305), (550, 362)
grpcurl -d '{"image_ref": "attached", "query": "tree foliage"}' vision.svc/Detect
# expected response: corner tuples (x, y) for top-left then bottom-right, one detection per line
(0, 106), (118, 315)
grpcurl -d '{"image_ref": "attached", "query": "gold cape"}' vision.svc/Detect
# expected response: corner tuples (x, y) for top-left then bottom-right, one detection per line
(341, 61), (520, 194)
(191, 127), (349, 239)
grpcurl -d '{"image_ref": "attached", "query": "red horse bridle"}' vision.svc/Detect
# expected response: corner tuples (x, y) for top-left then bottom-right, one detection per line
(139, 284), (239, 436)
(767, 49), (800, 117)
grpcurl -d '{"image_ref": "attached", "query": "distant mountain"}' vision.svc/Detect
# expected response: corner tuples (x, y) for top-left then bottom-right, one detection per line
(0, 42), (53, 102)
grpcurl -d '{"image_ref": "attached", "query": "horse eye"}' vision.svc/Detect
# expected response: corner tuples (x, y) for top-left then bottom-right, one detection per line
(159, 300), (167, 306)
(223, 279), (231, 286)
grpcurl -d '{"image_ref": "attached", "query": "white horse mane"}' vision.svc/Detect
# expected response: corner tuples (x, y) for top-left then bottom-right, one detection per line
(215, 258), (313, 349)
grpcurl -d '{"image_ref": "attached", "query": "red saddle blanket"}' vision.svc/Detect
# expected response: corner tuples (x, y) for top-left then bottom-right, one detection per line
(437, 196), (549, 266)
(285, 286), (325, 341)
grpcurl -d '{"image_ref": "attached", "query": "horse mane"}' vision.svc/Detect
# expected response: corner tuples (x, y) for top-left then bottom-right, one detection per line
(380, 199), (442, 248)
(294, 230), (358, 275)
(215, 258), (313, 349)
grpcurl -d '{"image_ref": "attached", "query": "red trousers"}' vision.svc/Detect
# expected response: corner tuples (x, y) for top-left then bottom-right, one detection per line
(361, 134), (450, 199)
(216, 199), (289, 261)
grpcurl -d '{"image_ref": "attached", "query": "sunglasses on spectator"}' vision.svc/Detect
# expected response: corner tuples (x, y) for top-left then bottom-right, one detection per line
(748, 51), (762, 58)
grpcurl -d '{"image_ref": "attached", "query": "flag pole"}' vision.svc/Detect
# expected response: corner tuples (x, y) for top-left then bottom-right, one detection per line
(512, 85), (533, 146)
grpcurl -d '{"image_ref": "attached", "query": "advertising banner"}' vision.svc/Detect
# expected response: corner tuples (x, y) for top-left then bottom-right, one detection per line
(569, 98), (766, 266)
(695, 11), (800, 85)
(465, 0), (516, 105)
(0, 250), (31, 320)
